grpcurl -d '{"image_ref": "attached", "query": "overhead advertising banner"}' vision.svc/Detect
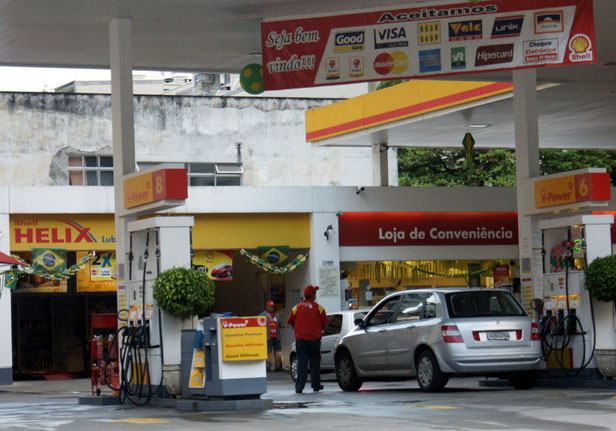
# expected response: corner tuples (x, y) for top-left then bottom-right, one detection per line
(193, 250), (233, 281)
(220, 317), (268, 362)
(261, 0), (595, 90)
(339, 212), (518, 246)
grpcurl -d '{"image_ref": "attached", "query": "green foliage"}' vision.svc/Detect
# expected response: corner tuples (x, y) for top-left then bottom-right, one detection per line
(398, 148), (616, 187)
(398, 148), (517, 187)
(153, 267), (215, 319)
(377, 79), (409, 90)
(584, 255), (616, 302)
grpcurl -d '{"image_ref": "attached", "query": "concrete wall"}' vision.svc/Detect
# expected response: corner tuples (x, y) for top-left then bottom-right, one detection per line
(0, 92), (397, 187)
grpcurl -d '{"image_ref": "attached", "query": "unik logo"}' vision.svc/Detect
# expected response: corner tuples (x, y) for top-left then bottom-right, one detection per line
(374, 27), (408, 49)
(491, 16), (524, 38)
(14, 220), (97, 244)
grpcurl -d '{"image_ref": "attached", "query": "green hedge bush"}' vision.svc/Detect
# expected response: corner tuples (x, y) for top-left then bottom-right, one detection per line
(585, 255), (616, 302)
(153, 267), (215, 318)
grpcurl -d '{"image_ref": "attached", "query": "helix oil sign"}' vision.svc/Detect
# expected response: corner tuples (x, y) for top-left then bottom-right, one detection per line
(11, 215), (116, 251)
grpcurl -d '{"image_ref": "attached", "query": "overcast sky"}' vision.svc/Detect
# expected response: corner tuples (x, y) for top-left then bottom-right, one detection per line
(0, 66), (172, 92)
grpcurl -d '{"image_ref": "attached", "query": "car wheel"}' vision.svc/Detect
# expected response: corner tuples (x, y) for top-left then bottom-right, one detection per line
(290, 354), (298, 382)
(416, 350), (448, 392)
(508, 370), (536, 390)
(335, 350), (362, 392)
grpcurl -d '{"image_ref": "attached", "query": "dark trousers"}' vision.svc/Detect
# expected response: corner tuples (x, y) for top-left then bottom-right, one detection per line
(296, 339), (321, 391)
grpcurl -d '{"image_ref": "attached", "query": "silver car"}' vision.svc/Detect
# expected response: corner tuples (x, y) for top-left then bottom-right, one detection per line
(334, 288), (541, 392)
(289, 309), (370, 382)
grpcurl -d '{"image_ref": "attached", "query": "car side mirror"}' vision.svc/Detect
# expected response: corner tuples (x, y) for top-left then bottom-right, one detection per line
(354, 318), (365, 328)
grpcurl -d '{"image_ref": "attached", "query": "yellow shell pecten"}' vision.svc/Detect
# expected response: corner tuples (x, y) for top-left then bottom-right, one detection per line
(571, 36), (589, 52)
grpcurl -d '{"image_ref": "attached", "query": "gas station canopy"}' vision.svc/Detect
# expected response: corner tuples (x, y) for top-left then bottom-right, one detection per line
(0, 0), (614, 149)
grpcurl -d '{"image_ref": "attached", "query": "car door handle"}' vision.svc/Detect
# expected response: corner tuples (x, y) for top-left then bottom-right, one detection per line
(379, 329), (387, 334)
(407, 325), (415, 330)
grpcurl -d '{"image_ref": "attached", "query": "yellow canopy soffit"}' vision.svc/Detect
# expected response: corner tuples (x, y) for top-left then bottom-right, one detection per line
(305, 80), (514, 143)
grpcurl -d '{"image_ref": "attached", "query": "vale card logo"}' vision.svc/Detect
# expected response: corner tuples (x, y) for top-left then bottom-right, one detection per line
(448, 20), (482, 42)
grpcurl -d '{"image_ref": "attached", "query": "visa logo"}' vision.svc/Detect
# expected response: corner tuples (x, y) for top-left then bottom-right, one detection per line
(448, 20), (482, 41)
(492, 16), (524, 38)
(374, 27), (408, 49)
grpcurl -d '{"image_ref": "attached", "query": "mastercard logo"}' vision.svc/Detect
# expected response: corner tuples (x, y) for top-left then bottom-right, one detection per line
(373, 51), (409, 75)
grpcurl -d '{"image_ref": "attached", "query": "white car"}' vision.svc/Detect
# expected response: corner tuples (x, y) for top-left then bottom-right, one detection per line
(289, 309), (370, 382)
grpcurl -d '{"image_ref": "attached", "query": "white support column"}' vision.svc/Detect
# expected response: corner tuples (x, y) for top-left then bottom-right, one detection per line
(513, 69), (543, 312)
(371, 142), (389, 186)
(110, 18), (137, 320)
(0, 193), (12, 384)
(308, 212), (343, 313)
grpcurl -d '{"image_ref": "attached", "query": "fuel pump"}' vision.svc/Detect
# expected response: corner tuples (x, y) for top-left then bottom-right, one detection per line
(537, 214), (614, 377)
(106, 216), (195, 404)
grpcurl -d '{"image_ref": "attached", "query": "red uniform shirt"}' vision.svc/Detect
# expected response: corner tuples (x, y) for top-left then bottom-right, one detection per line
(287, 299), (329, 341)
(266, 311), (279, 339)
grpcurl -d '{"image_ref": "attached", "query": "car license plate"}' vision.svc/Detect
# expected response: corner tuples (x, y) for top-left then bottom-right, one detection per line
(487, 331), (510, 341)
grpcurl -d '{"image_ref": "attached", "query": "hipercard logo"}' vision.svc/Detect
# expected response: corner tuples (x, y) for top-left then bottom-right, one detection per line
(475, 44), (514, 66)
(448, 20), (482, 41)
(373, 27), (408, 49)
(491, 16), (524, 38)
(334, 31), (365, 52)
(534, 11), (563, 34)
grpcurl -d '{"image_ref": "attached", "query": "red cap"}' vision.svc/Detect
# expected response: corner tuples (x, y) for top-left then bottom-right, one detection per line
(304, 285), (319, 298)
(266, 300), (275, 308)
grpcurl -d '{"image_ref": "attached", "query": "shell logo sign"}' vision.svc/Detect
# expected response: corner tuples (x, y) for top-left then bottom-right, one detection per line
(568, 34), (593, 62)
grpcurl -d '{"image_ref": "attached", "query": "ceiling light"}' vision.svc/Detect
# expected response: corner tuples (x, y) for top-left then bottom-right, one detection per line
(469, 124), (490, 128)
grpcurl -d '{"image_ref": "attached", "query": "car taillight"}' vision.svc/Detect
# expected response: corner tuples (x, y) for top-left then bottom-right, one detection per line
(516, 329), (522, 340)
(531, 323), (540, 341)
(442, 325), (463, 343)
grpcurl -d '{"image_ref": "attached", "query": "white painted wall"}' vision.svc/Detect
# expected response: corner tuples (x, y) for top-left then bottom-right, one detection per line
(0, 93), (397, 188)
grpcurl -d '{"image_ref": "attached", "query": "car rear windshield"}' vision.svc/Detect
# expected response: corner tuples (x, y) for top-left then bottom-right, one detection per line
(445, 291), (526, 318)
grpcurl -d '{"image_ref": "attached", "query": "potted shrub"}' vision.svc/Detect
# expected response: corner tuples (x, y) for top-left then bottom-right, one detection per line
(153, 266), (215, 319)
(152, 266), (215, 394)
(585, 255), (616, 377)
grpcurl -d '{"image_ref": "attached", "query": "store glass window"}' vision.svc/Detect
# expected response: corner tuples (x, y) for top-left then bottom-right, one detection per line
(137, 162), (243, 186)
(69, 155), (114, 186)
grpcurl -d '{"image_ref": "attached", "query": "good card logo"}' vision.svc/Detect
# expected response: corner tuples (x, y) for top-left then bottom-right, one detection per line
(334, 31), (365, 52)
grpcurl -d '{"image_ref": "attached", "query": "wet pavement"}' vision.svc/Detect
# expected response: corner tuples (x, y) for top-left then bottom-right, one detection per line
(2, 371), (616, 430)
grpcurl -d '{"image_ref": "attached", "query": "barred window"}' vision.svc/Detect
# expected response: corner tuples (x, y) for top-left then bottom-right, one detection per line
(68, 155), (114, 186)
